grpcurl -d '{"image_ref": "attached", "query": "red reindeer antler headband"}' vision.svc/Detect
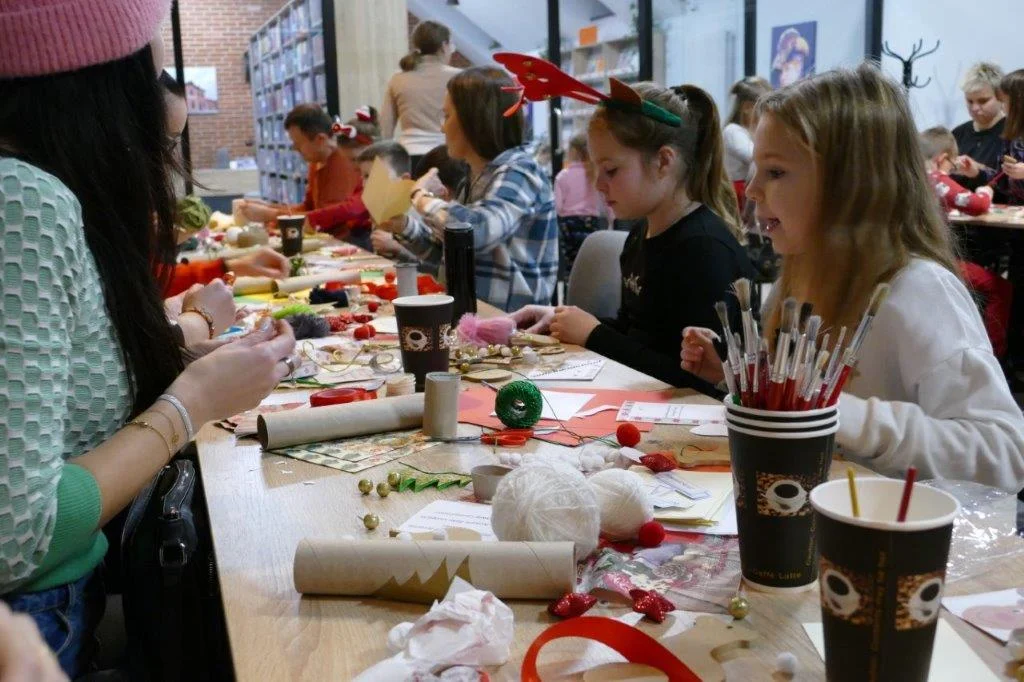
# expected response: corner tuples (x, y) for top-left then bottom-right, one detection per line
(332, 118), (374, 146)
(493, 52), (681, 127)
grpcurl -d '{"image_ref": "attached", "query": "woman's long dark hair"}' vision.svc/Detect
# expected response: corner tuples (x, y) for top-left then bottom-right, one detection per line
(0, 46), (183, 415)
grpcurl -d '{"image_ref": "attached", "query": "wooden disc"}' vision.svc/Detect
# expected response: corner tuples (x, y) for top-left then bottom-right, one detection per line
(537, 346), (566, 356)
(463, 369), (512, 382)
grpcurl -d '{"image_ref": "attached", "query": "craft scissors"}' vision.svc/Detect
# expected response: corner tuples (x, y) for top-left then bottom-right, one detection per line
(480, 428), (534, 447)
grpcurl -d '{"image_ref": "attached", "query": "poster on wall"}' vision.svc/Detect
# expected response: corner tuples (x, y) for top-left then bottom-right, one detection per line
(770, 21), (817, 88)
(183, 66), (219, 114)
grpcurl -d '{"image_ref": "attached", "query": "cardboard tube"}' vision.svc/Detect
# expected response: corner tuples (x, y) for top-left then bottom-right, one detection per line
(272, 269), (361, 294)
(293, 539), (575, 602)
(423, 372), (460, 440)
(257, 393), (424, 449)
(232, 276), (274, 295)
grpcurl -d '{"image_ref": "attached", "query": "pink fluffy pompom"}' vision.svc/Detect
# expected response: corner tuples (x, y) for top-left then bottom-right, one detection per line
(457, 313), (516, 346)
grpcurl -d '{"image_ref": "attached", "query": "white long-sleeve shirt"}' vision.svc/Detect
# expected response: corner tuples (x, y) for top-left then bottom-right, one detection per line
(722, 123), (754, 182)
(838, 258), (1024, 492)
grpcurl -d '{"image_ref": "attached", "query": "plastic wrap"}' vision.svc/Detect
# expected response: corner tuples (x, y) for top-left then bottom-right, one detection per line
(923, 480), (1024, 583)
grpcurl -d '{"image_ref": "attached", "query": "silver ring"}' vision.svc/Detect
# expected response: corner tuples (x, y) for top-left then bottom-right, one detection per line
(281, 356), (297, 374)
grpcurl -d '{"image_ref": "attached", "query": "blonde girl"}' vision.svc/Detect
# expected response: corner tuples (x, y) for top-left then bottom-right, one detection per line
(681, 63), (1024, 491)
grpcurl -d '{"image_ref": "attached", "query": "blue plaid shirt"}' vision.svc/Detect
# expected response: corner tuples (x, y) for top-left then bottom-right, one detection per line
(401, 146), (558, 311)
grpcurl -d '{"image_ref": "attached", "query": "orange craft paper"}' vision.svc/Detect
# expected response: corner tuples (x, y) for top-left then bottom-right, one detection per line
(458, 386), (675, 446)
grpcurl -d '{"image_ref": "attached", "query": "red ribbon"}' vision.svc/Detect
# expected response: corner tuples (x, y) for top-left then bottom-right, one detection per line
(521, 616), (698, 681)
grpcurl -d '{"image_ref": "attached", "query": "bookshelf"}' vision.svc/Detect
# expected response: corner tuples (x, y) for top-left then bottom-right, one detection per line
(558, 32), (665, 143)
(248, 0), (336, 204)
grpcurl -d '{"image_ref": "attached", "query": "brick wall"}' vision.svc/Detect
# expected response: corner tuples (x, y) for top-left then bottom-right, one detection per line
(162, 0), (281, 169)
(165, 3), (474, 169)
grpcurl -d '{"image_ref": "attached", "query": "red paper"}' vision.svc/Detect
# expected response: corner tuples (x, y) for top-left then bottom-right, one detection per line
(457, 386), (675, 447)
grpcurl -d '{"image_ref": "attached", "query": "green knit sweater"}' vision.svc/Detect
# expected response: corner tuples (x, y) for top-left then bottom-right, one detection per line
(0, 158), (131, 595)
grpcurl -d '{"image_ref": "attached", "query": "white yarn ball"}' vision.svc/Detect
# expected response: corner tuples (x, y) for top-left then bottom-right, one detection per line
(588, 468), (654, 541)
(776, 651), (798, 675)
(225, 226), (243, 245)
(580, 453), (605, 472)
(508, 453), (522, 467)
(491, 459), (600, 560)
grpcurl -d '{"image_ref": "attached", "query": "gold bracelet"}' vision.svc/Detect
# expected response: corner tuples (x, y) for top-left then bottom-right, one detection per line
(148, 409), (182, 451)
(127, 418), (174, 460)
(183, 306), (216, 339)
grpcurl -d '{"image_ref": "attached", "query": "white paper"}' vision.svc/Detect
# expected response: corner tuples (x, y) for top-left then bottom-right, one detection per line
(616, 401), (726, 425)
(372, 316), (399, 334)
(944, 588), (1024, 643)
(802, 620), (998, 682)
(690, 422), (729, 437)
(398, 500), (497, 541)
(527, 358), (606, 381)
(664, 494), (738, 536)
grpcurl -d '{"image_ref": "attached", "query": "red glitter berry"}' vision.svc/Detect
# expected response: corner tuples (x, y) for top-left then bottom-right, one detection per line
(325, 316), (348, 332)
(637, 521), (666, 548)
(616, 423), (641, 448)
(366, 301), (379, 312)
(384, 271), (396, 283)
(352, 313), (374, 323)
(353, 324), (376, 340)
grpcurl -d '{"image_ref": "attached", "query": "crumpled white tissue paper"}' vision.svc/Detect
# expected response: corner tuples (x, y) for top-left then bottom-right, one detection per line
(353, 577), (515, 681)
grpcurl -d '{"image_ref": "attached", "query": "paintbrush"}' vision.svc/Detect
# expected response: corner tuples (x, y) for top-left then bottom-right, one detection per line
(817, 326), (846, 407)
(766, 297), (798, 410)
(733, 278), (758, 401)
(786, 315), (820, 409)
(796, 349), (829, 411)
(822, 284), (891, 406)
(715, 301), (743, 402)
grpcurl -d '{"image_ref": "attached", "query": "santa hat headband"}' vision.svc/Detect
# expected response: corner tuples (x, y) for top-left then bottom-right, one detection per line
(493, 52), (681, 128)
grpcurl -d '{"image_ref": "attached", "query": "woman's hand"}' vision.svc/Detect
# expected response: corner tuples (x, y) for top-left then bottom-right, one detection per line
(412, 168), (446, 198)
(378, 214), (409, 235)
(680, 327), (725, 385)
(509, 305), (556, 334)
(181, 279), (236, 337)
(371, 229), (399, 255)
(167, 319), (297, 426)
(1002, 158), (1024, 180)
(0, 601), (67, 682)
(955, 155), (983, 178)
(549, 306), (600, 346)
(240, 201), (280, 223)
(225, 247), (289, 279)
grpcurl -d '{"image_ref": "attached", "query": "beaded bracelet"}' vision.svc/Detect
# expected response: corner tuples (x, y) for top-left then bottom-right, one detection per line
(158, 393), (195, 442)
(183, 306), (216, 339)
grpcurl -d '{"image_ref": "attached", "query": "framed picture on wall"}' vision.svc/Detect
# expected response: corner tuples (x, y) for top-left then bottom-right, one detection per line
(183, 66), (219, 115)
(770, 21), (817, 88)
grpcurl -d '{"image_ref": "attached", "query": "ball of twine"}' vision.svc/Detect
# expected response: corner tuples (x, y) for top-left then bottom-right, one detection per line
(495, 380), (543, 428)
(490, 459), (600, 560)
(588, 468), (654, 541)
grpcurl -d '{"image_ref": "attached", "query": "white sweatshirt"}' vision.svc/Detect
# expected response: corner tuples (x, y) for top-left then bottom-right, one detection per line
(722, 123), (754, 182)
(838, 258), (1024, 492)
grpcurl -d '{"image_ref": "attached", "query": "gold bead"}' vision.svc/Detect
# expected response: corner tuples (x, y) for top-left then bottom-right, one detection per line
(728, 595), (750, 620)
(387, 471), (401, 488)
(454, 348), (463, 360)
(357, 479), (373, 495)
(362, 513), (380, 530)
(1016, 665), (1024, 682)
(511, 346), (522, 357)
(459, 362), (471, 374)
(487, 344), (497, 355)
(376, 481), (391, 497)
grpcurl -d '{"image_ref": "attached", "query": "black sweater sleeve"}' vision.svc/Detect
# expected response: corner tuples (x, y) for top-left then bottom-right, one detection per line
(585, 235), (745, 394)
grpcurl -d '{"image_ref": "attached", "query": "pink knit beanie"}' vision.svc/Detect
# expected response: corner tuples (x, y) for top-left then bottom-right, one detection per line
(0, 0), (171, 78)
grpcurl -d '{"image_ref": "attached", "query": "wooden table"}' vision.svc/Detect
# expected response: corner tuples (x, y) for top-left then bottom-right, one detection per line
(949, 206), (1024, 231)
(196, 320), (1021, 680)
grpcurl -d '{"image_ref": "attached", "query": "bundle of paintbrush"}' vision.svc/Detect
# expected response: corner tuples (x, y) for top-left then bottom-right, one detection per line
(718, 280), (890, 410)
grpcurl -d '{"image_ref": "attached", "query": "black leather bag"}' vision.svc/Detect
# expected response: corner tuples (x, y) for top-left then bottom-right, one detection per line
(120, 449), (234, 681)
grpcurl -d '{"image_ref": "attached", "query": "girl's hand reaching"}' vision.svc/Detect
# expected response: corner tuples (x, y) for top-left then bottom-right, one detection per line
(509, 305), (556, 334)
(680, 327), (725, 385)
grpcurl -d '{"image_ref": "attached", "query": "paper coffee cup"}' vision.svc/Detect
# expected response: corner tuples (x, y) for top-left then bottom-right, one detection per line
(393, 294), (454, 391)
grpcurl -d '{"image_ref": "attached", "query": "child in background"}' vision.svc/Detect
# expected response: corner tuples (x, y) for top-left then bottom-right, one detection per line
(723, 76), (772, 183)
(513, 82), (753, 391)
(240, 103), (361, 223)
(920, 126), (1012, 358)
(372, 144), (467, 275)
(958, 69), (1024, 204)
(681, 64), (1024, 490)
(921, 126), (994, 216)
(555, 133), (608, 279)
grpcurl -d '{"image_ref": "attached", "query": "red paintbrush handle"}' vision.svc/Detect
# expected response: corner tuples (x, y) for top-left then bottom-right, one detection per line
(782, 377), (797, 411)
(766, 379), (785, 411)
(826, 365), (853, 407)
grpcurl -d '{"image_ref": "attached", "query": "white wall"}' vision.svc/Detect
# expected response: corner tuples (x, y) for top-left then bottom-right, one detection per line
(881, 0), (1022, 130)
(756, 0), (866, 79)
(659, 0), (744, 117)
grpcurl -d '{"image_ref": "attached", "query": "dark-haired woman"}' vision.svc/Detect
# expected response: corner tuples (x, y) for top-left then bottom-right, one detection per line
(381, 20), (461, 169)
(0, 2), (296, 675)
(383, 67), (558, 312)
